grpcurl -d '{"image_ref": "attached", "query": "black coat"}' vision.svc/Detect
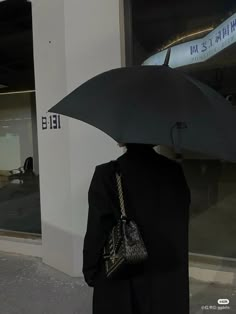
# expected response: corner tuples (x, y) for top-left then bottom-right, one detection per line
(83, 146), (191, 314)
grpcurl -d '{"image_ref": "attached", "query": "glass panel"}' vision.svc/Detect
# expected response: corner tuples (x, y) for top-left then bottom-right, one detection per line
(0, 1), (40, 235)
(130, 0), (236, 258)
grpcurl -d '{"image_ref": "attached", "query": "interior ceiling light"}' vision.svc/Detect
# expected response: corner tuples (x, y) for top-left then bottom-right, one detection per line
(161, 27), (214, 50)
(0, 89), (35, 96)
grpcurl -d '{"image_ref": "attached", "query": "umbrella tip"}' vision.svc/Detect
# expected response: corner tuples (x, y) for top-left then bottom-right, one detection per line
(163, 48), (171, 66)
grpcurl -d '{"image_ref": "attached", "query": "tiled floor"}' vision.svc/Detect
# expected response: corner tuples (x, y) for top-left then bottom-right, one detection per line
(0, 252), (235, 314)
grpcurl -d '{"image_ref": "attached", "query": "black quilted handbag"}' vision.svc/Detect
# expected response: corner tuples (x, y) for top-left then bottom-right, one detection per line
(103, 161), (148, 279)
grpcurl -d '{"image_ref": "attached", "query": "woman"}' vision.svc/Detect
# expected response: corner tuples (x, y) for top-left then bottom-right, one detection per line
(83, 143), (191, 314)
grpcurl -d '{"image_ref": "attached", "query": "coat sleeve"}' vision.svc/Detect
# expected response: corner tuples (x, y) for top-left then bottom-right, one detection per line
(82, 165), (113, 287)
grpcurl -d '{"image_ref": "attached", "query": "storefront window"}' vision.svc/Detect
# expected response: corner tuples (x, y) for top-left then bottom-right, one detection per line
(129, 0), (236, 258)
(0, 0), (41, 235)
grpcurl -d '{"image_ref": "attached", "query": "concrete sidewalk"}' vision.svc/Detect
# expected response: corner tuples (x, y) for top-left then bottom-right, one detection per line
(0, 252), (235, 314)
(190, 278), (235, 313)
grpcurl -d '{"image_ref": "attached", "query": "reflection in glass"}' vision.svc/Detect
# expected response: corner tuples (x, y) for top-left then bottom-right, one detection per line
(130, 0), (236, 258)
(0, 93), (41, 234)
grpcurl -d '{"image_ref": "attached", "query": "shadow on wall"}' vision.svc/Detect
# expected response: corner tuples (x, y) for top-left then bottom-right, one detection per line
(41, 221), (86, 278)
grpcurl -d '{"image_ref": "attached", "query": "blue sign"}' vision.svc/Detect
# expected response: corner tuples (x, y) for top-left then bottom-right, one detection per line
(143, 13), (236, 68)
(189, 17), (236, 56)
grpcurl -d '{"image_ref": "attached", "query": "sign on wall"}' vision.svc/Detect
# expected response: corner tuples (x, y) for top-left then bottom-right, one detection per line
(41, 114), (61, 130)
(143, 13), (236, 68)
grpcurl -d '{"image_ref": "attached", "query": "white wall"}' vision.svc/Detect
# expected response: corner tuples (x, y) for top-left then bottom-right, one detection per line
(64, 1), (123, 275)
(32, 0), (73, 275)
(32, 0), (124, 276)
(0, 93), (33, 171)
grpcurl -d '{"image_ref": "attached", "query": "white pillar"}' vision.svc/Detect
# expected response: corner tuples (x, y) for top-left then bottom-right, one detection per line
(32, 0), (124, 276)
(30, 93), (39, 175)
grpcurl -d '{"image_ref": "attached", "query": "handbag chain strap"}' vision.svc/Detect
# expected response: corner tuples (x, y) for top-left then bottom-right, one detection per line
(115, 172), (127, 218)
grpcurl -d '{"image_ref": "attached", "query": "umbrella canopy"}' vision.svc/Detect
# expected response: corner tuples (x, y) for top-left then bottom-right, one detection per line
(49, 65), (236, 162)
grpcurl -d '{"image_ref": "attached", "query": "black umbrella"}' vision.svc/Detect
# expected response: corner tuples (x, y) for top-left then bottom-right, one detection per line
(49, 65), (236, 162)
